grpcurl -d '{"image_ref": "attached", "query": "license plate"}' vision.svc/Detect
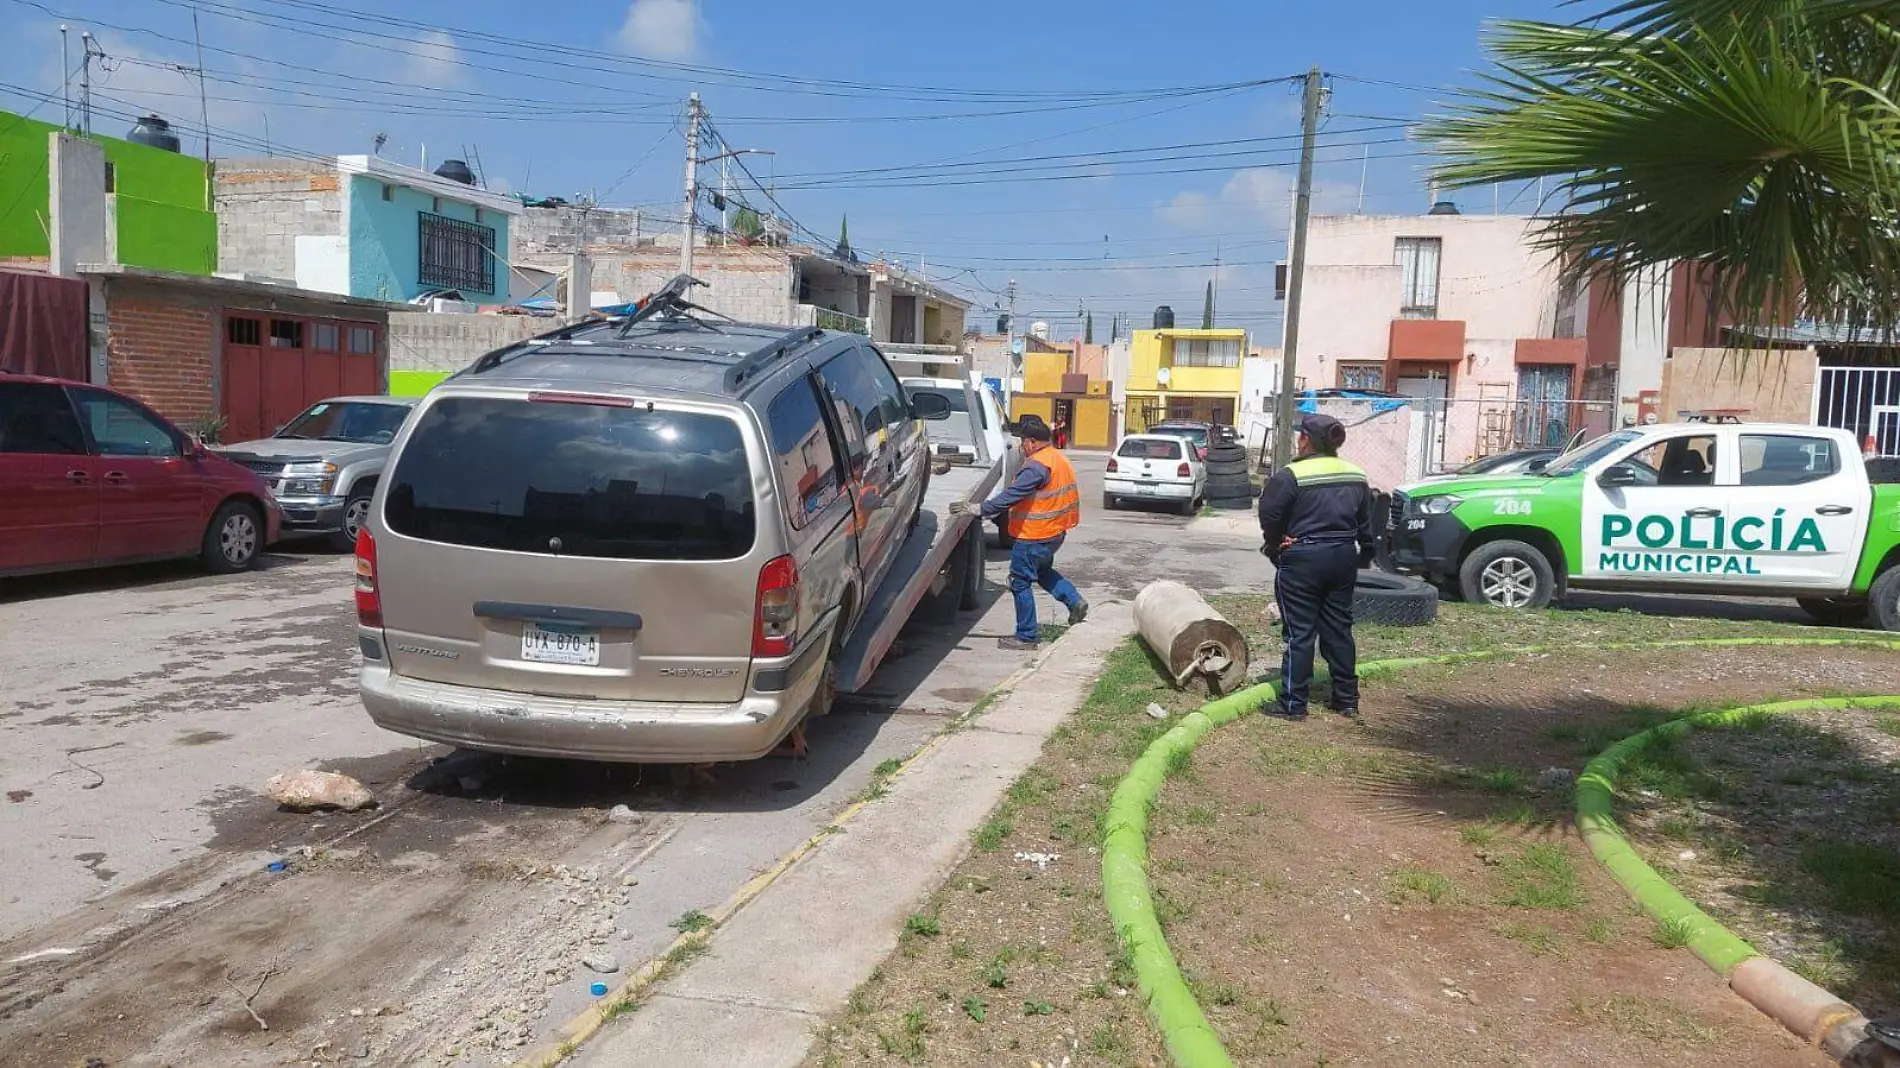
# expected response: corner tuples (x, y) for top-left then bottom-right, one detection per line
(1134, 483), (1157, 495)
(522, 623), (600, 666)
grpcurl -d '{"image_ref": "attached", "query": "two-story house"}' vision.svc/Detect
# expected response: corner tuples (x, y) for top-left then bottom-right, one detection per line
(217, 155), (520, 304)
(1125, 327), (1249, 431)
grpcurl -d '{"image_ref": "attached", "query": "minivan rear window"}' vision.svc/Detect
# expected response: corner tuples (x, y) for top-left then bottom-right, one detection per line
(1118, 437), (1184, 460)
(385, 396), (756, 560)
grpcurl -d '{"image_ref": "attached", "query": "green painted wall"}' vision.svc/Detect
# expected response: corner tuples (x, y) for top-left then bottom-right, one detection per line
(389, 370), (451, 397)
(0, 110), (216, 274)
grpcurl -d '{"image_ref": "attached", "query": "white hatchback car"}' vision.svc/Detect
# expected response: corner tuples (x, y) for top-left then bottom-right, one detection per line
(1103, 433), (1206, 515)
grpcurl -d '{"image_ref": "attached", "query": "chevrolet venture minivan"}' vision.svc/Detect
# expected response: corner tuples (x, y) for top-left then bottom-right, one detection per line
(355, 280), (949, 763)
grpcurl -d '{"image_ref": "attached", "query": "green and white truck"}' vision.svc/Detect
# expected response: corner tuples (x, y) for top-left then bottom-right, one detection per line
(1384, 422), (1900, 630)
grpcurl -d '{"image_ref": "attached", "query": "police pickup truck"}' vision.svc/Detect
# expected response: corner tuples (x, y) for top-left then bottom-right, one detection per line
(1385, 422), (1900, 630)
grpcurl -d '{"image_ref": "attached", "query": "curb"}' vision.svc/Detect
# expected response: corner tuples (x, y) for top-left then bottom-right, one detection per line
(1100, 636), (1900, 1068)
(512, 629), (1076, 1068)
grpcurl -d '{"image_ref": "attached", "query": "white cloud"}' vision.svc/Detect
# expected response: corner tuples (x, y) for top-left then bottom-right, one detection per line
(1158, 167), (1359, 234)
(617, 0), (698, 60)
(405, 30), (468, 89)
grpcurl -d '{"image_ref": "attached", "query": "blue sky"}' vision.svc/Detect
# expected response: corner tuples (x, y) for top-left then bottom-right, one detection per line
(0, 0), (1573, 339)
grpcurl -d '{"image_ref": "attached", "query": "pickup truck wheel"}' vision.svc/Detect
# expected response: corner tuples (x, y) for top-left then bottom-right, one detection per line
(202, 501), (264, 574)
(1872, 567), (1900, 633)
(1797, 596), (1869, 627)
(328, 493), (372, 553)
(1459, 540), (1555, 610)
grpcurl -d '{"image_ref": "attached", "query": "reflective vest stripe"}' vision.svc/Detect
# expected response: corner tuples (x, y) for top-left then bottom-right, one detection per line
(1007, 449), (1082, 541)
(1287, 456), (1367, 486)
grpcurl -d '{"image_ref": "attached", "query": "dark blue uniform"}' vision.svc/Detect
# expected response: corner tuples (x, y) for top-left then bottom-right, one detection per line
(1258, 451), (1377, 717)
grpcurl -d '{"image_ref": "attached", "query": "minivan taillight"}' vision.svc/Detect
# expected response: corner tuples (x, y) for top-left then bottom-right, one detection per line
(1106, 457), (1119, 473)
(1177, 462), (1192, 477)
(355, 529), (383, 628)
(753, 555), (800, 657)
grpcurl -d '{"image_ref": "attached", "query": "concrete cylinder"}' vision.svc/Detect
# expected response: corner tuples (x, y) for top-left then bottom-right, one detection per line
(1133, 580), (1250, 695)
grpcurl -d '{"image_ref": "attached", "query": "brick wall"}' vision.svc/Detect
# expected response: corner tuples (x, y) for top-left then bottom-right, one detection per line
(105, 293), (217, 425)
(214, 158), (341, 280)
(388, 311), (548, 373)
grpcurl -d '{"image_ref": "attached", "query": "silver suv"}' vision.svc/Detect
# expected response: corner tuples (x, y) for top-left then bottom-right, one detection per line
(220, 396), (418, 550)
(354, 280), (948, 763)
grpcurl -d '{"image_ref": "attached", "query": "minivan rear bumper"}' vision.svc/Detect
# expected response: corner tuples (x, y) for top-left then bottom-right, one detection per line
(358, 656), (820, 763)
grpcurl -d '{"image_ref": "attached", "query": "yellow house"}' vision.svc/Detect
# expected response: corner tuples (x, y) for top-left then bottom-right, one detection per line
(1125, 328), (1247, 432)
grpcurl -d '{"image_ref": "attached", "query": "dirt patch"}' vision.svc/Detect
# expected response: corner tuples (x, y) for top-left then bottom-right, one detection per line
(1617, 705), (1900, 1016)
(808, 596), (1888, 1066)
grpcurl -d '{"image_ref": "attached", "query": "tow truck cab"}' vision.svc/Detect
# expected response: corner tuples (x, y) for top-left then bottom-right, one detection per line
(1385, 422), (1900, 630)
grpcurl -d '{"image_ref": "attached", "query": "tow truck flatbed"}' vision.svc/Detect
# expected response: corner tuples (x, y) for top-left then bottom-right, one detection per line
(832, 458), (1002, 695)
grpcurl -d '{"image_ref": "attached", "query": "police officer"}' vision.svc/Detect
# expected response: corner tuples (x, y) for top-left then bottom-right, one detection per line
(952, 414), (1089, 650)
(1257, 413), (1377, 719)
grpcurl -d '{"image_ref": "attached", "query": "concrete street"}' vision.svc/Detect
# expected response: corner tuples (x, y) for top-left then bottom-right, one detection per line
(0, 453), (1271, 1067)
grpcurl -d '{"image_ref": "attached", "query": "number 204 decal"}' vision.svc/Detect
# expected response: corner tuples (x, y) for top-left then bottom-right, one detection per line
(1492, 498), (1533, 517)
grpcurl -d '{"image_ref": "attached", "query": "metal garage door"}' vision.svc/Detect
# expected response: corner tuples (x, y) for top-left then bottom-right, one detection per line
(221, 311), (380, 442)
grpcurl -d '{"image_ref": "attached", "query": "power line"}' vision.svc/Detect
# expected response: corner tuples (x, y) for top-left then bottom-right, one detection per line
(771, 146), (1432, 192)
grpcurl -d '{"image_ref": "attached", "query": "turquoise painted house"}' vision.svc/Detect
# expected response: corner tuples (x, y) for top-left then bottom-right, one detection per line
(216, 154), (519, 304)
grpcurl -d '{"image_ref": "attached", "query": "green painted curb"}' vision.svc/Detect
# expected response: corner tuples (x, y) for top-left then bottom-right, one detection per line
(1577, 692), (1900, 976)
(1099, 636), (1900, 1068)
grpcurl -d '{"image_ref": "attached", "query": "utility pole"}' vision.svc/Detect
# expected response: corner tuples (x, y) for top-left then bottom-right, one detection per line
(1005, 278), (1018, 407)
(79, 32), (102, 138)
(59, 25), (70, 129)
(1274, 66), (1325, 471)
(192, 9), (212, 210)
(679, 91), (702, 276)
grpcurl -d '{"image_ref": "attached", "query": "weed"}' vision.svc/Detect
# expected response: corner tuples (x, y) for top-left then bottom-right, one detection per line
(949, 940), (971, 961)
(1091, 1024), (1130, 1055)
(1583, 917), (1614, 944)
(974, 814), (1014, 851)
(1876, 714), (1900, 739)
(600, 997), (641, 1022)
(903, 913), (941, 937)
(1082, 980), (1110, 1000)
(664, 940), (708, 968)
(1652, 916), (1697, 950)
(1022, 999), (1055, 1016)
(1777, 766), (1824, 787)
(1460, 823), (1500, 848)
(1164, 744), (1194, 778)
(902, 1008), (929, 1036)
(1008, 767), (1061, 806)
(873, 757), (904, 778)
(1185, 805), (1218, 827)
(1391, 869), (1454, 905)
(962, 995), (987, 1022)
(1498, 921), (1560, 956)
(1571, 995), (1716, 1044)
(1501, 844), (1583, 910)
(1788, 938), (1854, 989)
(982, 960), (1009, 989)
(1655, 815), (1696, 840)
(1252, 998), (1289, 1027)
(669, 909), (715, 934)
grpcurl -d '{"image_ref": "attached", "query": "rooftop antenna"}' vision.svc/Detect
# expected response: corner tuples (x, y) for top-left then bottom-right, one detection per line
(58, 25), (70, 129)
(78, 31), (105, 138)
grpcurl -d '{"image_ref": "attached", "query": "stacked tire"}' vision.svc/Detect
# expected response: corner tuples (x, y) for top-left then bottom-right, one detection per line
(1203, 441), (1255, 511)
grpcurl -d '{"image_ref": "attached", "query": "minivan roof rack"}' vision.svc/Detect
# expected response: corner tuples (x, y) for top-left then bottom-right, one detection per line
(724, 326), (825, 391)
(614, 274), (734, 337)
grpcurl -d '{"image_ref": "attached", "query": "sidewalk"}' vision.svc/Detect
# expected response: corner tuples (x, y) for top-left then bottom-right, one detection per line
(570, 603), (1136, 1067)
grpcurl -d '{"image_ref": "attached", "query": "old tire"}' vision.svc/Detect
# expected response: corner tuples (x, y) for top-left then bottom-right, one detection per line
(328, 492), (372, 553)
(202, 500), (264, 574)
(1209, 495), (1253, 511)
(1459, 539), (1556, 610)
(1872, 567), (1900, 633)
(1205, 458), (1251, 476)
(1797, 596), (1870, 628)
(957, 521), (984, 611)
(1353, 570), (1439, 627)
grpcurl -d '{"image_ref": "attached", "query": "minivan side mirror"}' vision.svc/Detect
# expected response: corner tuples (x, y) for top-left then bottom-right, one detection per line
(909, 392), (952, 420)
(1526, 457), (1550, 473)
(1598, 465), (1639, 487)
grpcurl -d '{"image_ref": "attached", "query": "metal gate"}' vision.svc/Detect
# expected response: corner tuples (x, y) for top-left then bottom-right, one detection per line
(1514, 364), (1576, 448)
(1816, 366), (1900, 457)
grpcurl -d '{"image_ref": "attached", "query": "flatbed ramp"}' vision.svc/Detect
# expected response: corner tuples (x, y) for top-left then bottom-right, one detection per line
(833, 460), (1002, 694)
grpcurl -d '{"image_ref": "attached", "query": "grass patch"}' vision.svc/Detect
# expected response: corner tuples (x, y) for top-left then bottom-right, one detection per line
(1435, 765), (1529, 795)
(1498, 921), (1561, 957)
(668, 909), (715, 934)
(1183, 805), (1217, 827)
(1460, 823), (1500, 848)
(973, 814), (1013, 851)
(1876, 714), (1900, 740)
(1651, 916), (1697, 950)
(1390, 869), (1455, 905)
(1500, 844), (1583, 911)
(902, 913), (941, 938)
(961, 995), (987, 1022)
(1022, 999), (1055, 1016)
(1799, 839), (1900, 920)
(1571, 995), (1716, 1044)
(1007, 766), (1061, 806)
(1584, 917), (1614, 944)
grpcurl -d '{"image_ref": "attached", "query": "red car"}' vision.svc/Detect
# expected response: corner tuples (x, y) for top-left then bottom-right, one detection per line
(0, 374), (282, 578)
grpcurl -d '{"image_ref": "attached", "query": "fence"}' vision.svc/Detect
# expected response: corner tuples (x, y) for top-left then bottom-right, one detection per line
(1816, 366), (1900, 457)
(1277, 394), (1608, 491)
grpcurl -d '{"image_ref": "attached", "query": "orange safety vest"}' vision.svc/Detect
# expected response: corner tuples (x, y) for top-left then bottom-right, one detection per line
(1007, 448), (1082, 541)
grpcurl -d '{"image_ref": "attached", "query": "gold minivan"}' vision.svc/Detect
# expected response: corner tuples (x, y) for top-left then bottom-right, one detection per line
(354, 297), (948, 763)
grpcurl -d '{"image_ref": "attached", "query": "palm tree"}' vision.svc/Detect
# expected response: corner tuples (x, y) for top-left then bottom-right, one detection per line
(1420, 0), (1900, 333)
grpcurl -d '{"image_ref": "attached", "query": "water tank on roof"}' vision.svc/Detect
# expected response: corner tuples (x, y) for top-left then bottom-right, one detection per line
(1030, 321), (1050, 340)
(126, 114), (181, 153)
(1428, 200), (1462, 215)
(434, 159), (477, 185)
(1153, 305), (1175, 330)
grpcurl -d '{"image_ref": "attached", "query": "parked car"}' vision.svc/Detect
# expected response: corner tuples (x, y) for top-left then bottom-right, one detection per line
(1387, 422), (1900, 629)
(218, 395), (419, 551)
(1417, 447), (1561, 483)
(355, 279), (958, 764)
(1103, 432), (1206, 515)
(902, 375), (1019, 544)
(1146, 419), (1236, 460)
(0, 373), (282, 578)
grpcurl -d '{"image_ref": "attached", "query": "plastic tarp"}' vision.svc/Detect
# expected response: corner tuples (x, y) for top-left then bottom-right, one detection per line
(1296, 388), (1410, 415)
(0, 271), (87, 381)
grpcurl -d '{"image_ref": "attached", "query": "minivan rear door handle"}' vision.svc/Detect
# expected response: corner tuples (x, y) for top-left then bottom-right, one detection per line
(1816, 505), (1853, 516)
(473, 602), (643, 631)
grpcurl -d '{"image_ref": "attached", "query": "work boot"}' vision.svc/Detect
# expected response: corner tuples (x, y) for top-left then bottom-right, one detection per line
(1329, 703), (1360, 719)
(1068, 598), (1090, 625)
(1259, 699), (1307, 721)
(997, 637), (1039, 651)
